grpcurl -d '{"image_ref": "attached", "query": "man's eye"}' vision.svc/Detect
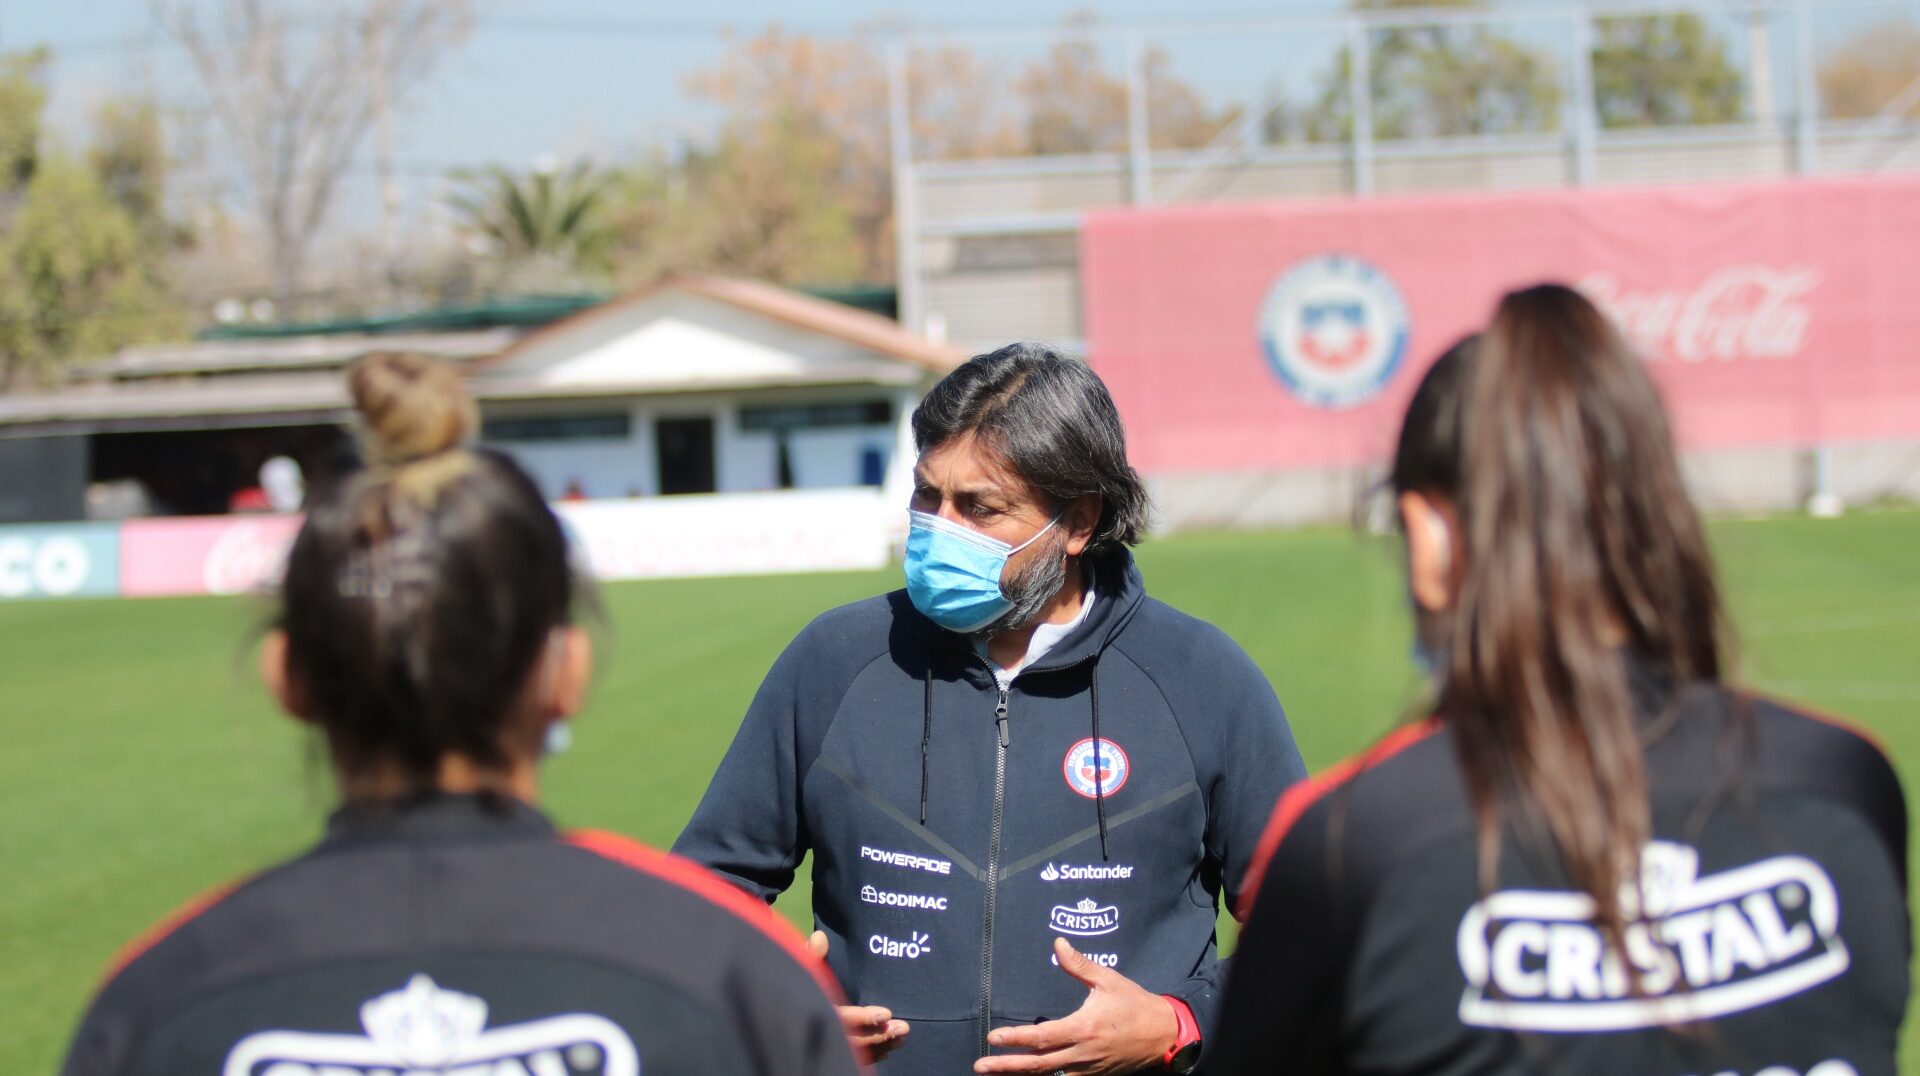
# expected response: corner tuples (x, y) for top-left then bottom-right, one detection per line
(968, 503), (999, 518)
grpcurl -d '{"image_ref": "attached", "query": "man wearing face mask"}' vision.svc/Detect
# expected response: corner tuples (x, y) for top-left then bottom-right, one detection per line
(675, 343), (1306, 1075)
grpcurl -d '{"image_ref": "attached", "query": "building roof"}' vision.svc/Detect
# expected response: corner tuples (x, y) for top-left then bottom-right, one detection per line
(196, 294), (606, 340)
(0, 275), (955, 438)
(0, 372), (350, 435)
(479, 273), (965, 377)
(90, 329), (520, 381)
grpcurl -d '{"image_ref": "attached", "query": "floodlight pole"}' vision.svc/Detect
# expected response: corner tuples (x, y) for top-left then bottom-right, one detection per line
(887, 41), (925, 337)
(1749, 1), (1777, 129)
(1568, 11), (1597, 185)
(1348, 20), (1375, 195)
(1125, 32), (1154, 205)
(1792, 0), (1818, 175)
(1789, 0), (1841, 518)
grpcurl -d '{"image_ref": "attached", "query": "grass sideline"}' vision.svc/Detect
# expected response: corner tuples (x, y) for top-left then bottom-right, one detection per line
(3, 511), (1917, 1071)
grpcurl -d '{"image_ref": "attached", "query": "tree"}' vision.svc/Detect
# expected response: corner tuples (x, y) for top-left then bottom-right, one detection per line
(1302, 0), (1561, 141)
(150, 0), (473, 305)
(90, 97), (190, 257)
(1017, 36), (1129, 154)
(446, 160), (621, 293)
(0, 157), (175, 387)
(1014, 28), (1241, 154)
(678, 27), (893, 283)
(669, 19), (1236, 284)
(0, 49), (46, 196)
(0, 54), (180, 389)
(1144, 52), (1245, 152)
(1819, 19), (1920, 120)
(637, 112), (866, 286)
(1592, 14), (1745, 129)
(0, 51), (183, 389)
(678, 25), (1023, 284)
(903, 43), (1026, 161)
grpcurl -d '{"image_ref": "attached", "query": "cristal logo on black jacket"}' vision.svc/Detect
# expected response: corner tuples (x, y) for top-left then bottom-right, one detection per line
(1455, 841), (1850, 1031)
(222, 975), (639, 1075)
(1049, 898), (1122, 937)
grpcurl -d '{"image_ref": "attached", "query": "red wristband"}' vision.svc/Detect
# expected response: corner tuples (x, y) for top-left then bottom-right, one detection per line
(1160, 995), (1201, 1067)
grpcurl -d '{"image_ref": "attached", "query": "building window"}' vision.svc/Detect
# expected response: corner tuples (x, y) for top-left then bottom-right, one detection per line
(860, 445), (886, 487)
(738, 400), (893, 432)
(482, 413), (633, 443)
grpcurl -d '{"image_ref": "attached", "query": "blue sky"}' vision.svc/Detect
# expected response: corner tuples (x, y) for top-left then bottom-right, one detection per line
(4, 0), (1359, 229)
(16, 0), (1353, 166)
(6, 0), (1908, 231)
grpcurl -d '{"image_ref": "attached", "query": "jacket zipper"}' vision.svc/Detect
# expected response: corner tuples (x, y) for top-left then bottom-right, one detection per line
(979, 685), (1011, 1059)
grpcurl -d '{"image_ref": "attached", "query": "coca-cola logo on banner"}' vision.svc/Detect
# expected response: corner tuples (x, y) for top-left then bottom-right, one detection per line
(202, 520), (298, 595)
(1578, 265), (1821, 364)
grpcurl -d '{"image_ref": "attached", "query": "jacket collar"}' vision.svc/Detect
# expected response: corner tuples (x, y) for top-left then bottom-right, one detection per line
(319, 791), (556, 850)
(916, 547), (1147, 679)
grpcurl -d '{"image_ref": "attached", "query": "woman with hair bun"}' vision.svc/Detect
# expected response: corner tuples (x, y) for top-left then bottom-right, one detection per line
(1209, 286), (1909, 1075)
(61, 353), (861, 1076)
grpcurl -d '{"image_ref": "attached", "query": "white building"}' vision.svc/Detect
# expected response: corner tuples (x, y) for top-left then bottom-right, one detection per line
(473, 275), (961, 506)
(0, 276), (965, 595)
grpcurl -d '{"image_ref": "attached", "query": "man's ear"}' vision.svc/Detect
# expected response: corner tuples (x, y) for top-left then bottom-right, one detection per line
(1062, 494), (1102, 557)
(259, 629), (314, 724)
(542, 626), (593, 721)
(1398, 491), (1460, 615)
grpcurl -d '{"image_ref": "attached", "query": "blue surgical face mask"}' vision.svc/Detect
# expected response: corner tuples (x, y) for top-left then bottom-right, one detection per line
(904, 509), (1062, 634)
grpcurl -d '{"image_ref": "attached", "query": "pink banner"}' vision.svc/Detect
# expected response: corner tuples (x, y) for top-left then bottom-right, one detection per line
(1081, 177), (1920, 474)
(121, 515), (303, 597)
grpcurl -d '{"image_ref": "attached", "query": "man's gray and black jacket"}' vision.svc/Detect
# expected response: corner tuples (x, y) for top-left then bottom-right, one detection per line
(674, 550), (1307, 1073)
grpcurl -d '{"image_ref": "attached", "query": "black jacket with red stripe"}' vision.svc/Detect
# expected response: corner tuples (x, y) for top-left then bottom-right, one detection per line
(61, 794), (861, 1076)
(1210, 673), (1910, 1076)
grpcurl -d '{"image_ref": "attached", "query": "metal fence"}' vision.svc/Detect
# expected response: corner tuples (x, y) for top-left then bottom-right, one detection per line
(885, 0), (1920, 348)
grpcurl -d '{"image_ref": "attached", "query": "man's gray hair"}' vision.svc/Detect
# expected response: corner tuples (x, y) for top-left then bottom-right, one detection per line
(911, 343), (1150, 555)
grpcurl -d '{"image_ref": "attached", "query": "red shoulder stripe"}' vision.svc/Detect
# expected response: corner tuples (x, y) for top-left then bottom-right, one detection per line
(102, 879), (245, 983)
(1756, 691), (1892, 757)
(565, 830), (845, 1004)
(1236, 718), (1443, 921)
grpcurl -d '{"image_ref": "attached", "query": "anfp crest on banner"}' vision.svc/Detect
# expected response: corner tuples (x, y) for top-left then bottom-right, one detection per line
(1258, 254), (1410, 409)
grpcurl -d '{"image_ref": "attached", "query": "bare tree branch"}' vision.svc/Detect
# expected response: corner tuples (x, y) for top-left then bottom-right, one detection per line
(150, 0), (472, 307)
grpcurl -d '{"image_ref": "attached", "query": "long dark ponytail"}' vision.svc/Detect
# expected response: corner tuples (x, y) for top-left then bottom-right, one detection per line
(1394, 284), (1728, 962)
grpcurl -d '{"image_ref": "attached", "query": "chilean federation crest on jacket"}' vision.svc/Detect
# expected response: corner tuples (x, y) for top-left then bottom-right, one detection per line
(1063, 737), (1131, 799)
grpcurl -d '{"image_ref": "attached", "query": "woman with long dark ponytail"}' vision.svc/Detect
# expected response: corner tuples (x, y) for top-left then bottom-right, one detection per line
(1210, 285), (1909, 1074)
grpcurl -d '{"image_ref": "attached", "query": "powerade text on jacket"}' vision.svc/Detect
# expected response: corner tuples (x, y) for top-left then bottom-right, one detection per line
(674, 550), (1306, 1072)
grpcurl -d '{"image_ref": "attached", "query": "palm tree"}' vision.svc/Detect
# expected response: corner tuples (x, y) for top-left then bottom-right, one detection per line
(445, 159), (620, 290)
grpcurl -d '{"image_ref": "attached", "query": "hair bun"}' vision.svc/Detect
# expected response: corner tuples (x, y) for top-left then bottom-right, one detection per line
(347, 352), (478, 467)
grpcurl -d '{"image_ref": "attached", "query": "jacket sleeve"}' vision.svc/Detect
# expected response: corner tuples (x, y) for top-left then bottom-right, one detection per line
(1199, 635), (1308, 913)
(673, 631), (817, 903)
(1163, 957), (1228, 1051)
(1162, 629), (1308, 1041)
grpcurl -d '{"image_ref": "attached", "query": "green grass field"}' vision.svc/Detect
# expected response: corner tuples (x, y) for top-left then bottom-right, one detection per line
(4, 512), (1919, 1072)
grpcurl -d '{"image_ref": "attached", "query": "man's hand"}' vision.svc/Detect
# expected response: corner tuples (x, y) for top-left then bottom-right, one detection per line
(972, 938), (1180, 1074)
(810, 931), (910, 1062)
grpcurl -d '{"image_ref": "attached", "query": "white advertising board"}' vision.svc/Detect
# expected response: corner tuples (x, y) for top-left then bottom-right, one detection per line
(557, 488), (895, 582)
